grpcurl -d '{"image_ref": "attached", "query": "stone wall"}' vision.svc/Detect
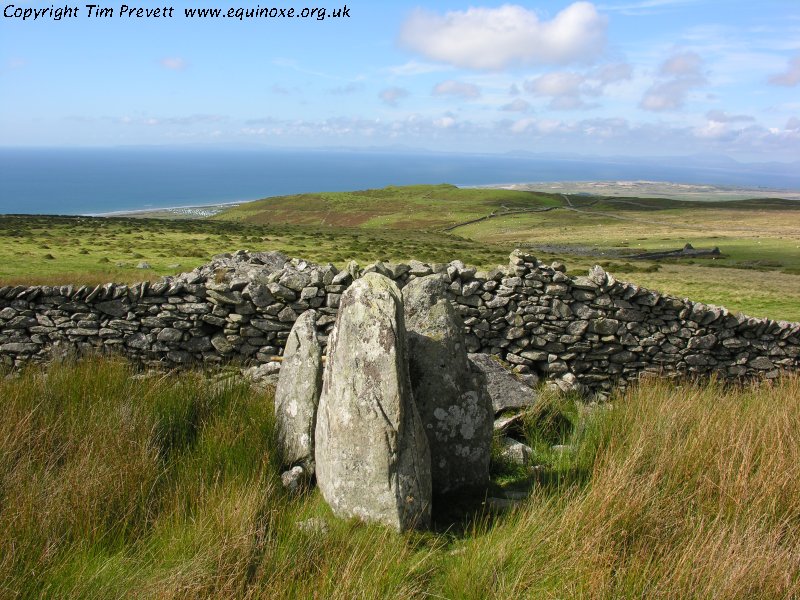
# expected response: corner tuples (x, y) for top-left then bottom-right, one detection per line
(1, 250), (798, 393)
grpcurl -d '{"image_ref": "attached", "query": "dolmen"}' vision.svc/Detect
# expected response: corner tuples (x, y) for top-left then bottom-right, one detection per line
(273, 272), (494, 531)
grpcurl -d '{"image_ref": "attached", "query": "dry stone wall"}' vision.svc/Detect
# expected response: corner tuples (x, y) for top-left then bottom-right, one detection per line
(1, 249), (798, 393)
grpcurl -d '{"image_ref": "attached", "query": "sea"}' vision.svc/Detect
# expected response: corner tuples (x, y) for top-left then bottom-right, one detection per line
(1, 147), (799, 216)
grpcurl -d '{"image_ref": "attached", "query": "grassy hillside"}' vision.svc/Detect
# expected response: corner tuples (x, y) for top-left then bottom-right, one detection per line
(1, 358), (798, 598)
(2, 184), (799, 321)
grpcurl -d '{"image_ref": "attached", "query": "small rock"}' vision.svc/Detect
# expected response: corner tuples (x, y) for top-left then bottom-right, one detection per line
(136, 262), (152, 270)
(296, 517), (330, 535)
(498, 436), (533, 466)
(281, 466), (307, 494)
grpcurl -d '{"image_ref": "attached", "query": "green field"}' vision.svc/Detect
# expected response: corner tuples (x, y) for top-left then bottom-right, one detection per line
(1, 359), (798, 599)
(2, 184), (799, 321)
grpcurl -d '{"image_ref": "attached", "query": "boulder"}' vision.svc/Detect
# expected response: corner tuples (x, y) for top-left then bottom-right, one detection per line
(467, 353), (538, 414)
(315, 273), (431, 531)
(274, 310), (322, 471)
(403, 275), (492, 493)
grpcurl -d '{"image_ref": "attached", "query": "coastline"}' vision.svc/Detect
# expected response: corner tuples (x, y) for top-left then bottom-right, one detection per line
(84, 199), (248, 218)
(65, 179), (800, 221)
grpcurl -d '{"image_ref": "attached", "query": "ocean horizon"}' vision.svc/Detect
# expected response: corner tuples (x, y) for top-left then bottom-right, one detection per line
(2, 147), (799, 216)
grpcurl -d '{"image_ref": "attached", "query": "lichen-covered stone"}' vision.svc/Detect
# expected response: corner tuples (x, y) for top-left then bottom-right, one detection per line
(403, 275), (492, 494)
(274, 310), (322, 470)
(315, 273), (431, 531)
(467, 353), (538, 414)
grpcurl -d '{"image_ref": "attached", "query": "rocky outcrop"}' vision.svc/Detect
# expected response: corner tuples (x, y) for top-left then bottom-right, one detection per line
(403, 275), (491, 493)
(314, 273), (432, 531)
(274, 309), (322, 471)
(1, 249), (798, 393)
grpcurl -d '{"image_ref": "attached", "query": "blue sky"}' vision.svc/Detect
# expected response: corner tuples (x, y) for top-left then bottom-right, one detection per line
(1, 0), (799, 160)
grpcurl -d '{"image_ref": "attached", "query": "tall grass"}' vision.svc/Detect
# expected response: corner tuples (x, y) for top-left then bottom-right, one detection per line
(435, 376), (800, 598)
(1, 360), (798, 598)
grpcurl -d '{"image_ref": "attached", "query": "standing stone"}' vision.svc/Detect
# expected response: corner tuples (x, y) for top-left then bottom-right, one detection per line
(403, 275), (492, 494)
(274, 310), (322, 471)
(315, 273), (432, 531)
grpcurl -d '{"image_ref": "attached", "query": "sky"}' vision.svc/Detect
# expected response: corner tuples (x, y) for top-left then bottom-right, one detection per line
(1, 0), (799, 160)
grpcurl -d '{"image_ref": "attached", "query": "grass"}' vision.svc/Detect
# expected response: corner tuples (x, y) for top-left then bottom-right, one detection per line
(2, 184), (800, 321)
(0, 215), (510, 287)
(1, 358), (799, 598)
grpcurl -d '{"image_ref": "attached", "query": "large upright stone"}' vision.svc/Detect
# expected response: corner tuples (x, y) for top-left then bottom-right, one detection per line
(274, 310), (322, 471)
(315, 273), (431, 531)
(403, 275), (492, 494)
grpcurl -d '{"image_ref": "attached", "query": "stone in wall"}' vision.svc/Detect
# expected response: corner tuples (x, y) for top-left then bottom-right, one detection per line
(314, 273), (432, 531)
(403, 275), (492, 494)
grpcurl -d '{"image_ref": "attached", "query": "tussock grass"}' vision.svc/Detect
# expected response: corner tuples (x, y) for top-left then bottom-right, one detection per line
(438, 376), (800, 598)
(1, 360), (798, 598)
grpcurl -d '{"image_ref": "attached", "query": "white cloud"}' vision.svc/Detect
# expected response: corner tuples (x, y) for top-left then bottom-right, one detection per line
(706, 110), (755, 123)
(640, 51), (706, 111)
(159, 57), (187, 71)
(769, 55), (800, 86)
(526, 72), (594, 110)
(523, 64), (629, 110)
(501, 98), (531, 112)
(510, 117), (537, 133)
(591, 62), (633, 84)
(379, 87), (410, 106)
(387, 61), (451, 77)
(434, 115), (457, 129)
(660, 52), (703, 77)
(787, 117), (800, 131)
(399, 2), (608, 71)
(432, 80), (481, 99)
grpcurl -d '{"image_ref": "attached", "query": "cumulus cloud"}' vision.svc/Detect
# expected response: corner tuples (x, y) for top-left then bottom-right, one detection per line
(525, 72), (593, 109)
(432, 80), (481, 99)
(379, 87), (410, 106)
(659, 51), (703, 76)
(523, 63), (629, 110)
(399, 2), (607, 70)
(159, 57), (187, 71)
(501, 98), (531, 112)
(640, 51), (706, 111)
(591, 62), (633, 84)
(769, 55), (800, 86)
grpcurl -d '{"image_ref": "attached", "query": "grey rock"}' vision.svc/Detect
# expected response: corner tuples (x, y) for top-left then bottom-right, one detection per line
(281, 466), (308, 494)
(210, 334), (235, 354)
(403, 275), (492, 494)
(467, 353), (537, 414)
(95, 300), (128, 318)
(156, 328), (184, 343)
(498, 436), (533, 467)
(274, 310), (322, 471)
(0, 342), (39, 354)
(315, 273), (431, 531)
